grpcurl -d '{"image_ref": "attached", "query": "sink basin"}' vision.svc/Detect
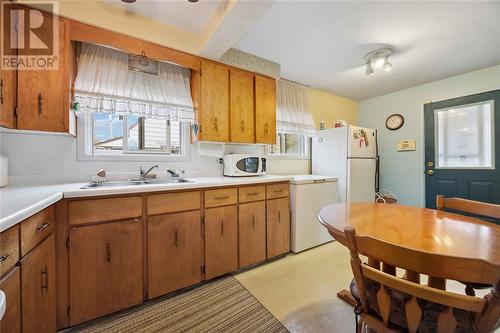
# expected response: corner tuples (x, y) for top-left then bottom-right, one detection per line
(81, 179), (191, 189)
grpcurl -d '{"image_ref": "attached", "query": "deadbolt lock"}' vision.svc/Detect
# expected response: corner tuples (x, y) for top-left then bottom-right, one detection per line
(427, 161), (434, 167)
(427, 170), (434, 176)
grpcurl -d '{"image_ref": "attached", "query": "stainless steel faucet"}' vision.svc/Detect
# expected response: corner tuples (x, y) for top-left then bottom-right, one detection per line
(139, 165), (159, 180)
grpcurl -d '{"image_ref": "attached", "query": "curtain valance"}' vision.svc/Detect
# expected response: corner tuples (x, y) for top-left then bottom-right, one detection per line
(276, 80), (316, 135)
(74, 43), (195, 122)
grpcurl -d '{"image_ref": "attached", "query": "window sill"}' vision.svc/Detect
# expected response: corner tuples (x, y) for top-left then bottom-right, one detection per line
(265, 154), (310, 161)
(77, 152), (191, 162)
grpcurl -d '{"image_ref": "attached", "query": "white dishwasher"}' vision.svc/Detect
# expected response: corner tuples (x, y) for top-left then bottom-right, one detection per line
(290, 175), (338, 253)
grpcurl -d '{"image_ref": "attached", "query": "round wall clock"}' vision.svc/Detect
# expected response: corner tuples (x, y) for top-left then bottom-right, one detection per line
(385, 114), (404, 130)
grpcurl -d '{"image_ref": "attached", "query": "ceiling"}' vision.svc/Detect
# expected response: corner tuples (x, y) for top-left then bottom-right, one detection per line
(232, 1), (500, 100)
(103, 0), (219, 35)
(101, 0), (500, 101)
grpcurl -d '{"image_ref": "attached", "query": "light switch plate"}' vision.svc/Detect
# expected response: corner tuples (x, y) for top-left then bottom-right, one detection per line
(397, 140), (416, 151)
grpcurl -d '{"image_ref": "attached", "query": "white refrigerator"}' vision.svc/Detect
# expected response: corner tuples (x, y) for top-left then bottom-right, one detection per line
(312, 126), (378, 203)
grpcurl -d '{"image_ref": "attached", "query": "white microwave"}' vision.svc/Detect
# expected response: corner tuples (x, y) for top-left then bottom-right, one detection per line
(223, 154), (267, 177)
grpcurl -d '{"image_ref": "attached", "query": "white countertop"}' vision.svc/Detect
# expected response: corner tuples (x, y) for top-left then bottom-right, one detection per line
(0, 175), (291, 232)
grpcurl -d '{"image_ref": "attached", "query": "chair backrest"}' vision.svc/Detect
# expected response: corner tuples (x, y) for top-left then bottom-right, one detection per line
(436, 195), (500, 220)
(344, 226), (499, 333)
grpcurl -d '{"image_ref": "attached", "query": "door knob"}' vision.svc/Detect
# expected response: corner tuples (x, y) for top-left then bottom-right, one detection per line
(427, 170), (434, 176)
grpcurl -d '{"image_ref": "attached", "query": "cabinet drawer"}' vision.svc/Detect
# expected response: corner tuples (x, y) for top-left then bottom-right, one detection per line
(147, 191), (201, 215)
(266, 183), (289, 199)
(69, 197), (142, 225)
(239, 186), (266, 203)
(204, 188), (237, 208)
(20, 206), (54, 257)
(0, 225), (19, 277)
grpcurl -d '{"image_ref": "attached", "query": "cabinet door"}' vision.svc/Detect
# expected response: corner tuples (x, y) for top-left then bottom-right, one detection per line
(69, 219), (143, 325)
(200, 60), (229, 142)
(17, 14), (67, 132)
(0, 267), (21, 333)
(267, 198), (290, 258)
(205, 205), (237, 279)
(230, 69), (255, 143)
(0, 69), (17, 128)
(255, 75), (276, 144)
(239, 201), (266, 268)
(148, 211), (202, 298)
(21, 234), (56, 333)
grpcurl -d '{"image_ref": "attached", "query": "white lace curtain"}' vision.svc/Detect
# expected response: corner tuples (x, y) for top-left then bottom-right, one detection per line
(276, 80), (316, 135)
(74, 43), (195, 122)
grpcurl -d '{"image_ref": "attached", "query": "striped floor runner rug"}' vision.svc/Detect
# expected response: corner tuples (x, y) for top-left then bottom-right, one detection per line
(78, 276), (289, 333)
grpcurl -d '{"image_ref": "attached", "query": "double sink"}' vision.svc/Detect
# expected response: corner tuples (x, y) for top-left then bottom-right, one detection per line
(81, 178), (191, 189)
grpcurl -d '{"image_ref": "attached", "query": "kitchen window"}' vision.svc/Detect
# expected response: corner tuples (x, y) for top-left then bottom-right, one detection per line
(90, 113), (183, 155)
(268, 133), (310, 157)
(74, 43), (194, 161)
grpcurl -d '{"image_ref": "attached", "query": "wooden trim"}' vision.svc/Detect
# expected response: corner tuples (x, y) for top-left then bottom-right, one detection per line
(361, 265), (486, 313)
(69, 20), (201, 71)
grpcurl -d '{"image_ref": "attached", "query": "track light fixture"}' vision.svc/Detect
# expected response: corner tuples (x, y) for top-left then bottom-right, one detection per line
(364, 48), (393, 76)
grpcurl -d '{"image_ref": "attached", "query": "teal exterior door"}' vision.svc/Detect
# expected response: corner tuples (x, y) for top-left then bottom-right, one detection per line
(424, 90), (500, 221)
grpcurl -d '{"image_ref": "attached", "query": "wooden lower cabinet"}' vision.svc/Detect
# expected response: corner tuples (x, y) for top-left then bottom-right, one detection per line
(267, 198), (290, 259)
(69, 219), (143, 325)
(238, 201), (266, 268)
(21, 234), (56, 333)
(148, 211), (202, 298)
(204, 205), (238, 279)
(0, 267), (21, 333)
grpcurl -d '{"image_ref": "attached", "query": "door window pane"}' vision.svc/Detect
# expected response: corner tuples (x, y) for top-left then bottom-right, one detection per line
(435, 100), (494, 168)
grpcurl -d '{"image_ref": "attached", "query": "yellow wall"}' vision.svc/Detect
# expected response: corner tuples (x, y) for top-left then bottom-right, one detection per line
(309, 88), (358, 129)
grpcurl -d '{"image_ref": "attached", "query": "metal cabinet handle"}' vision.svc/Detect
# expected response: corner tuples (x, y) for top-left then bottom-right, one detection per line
(214, 117), (218, 132)
(252, 215), (255, 229)
(221, 220), (224, 236)
(264, 123), (268, 134)
(0, 253), (10, 262)
(36, 222), (50, 232)
(240, 120), (245, 132)
(41, 266), (48, 295)
(106, 242), (111, 263)
(278, 211), (281, 224)
(273, 189), (283, 194)
(38, 93), (43, 113)
(174, 230), (178, 247)
(247, 192), (259, 196)
(0, 79), (3, 105)
(215, 195), (229, 200)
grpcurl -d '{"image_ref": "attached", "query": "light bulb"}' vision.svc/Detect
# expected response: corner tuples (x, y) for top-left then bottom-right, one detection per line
(373, 57), (385, 69)
(383, 60), (392, 72)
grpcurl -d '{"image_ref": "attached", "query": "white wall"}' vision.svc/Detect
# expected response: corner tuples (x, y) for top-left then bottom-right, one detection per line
(0, 129), (308, 185)
(359, 65), (500, 207)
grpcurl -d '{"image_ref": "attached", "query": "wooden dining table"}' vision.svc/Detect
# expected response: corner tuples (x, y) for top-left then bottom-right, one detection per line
(317, 202), (500, 306)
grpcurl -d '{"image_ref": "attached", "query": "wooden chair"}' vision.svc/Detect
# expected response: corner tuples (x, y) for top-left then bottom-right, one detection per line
(436, 195), (500, 221)
(436, 195), (500, 296)
(344, 226), (500, 333)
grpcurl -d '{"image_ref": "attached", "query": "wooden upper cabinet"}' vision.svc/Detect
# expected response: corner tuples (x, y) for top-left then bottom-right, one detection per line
(239, 201), (266, 268)
(0, 267), (21, 333)
(204, 205), (238, 280)
(255, 75), (276, 144)
(0, 69), (17, 128)
(148, 211), (202, 298)
(267, 197), (290, 259)
(200, 60), (229, 142)
(230, 69), (255, 143)
(17, 15), (74, 133)
(69, 219), (143, 325)
(21, 234), (56, 333)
